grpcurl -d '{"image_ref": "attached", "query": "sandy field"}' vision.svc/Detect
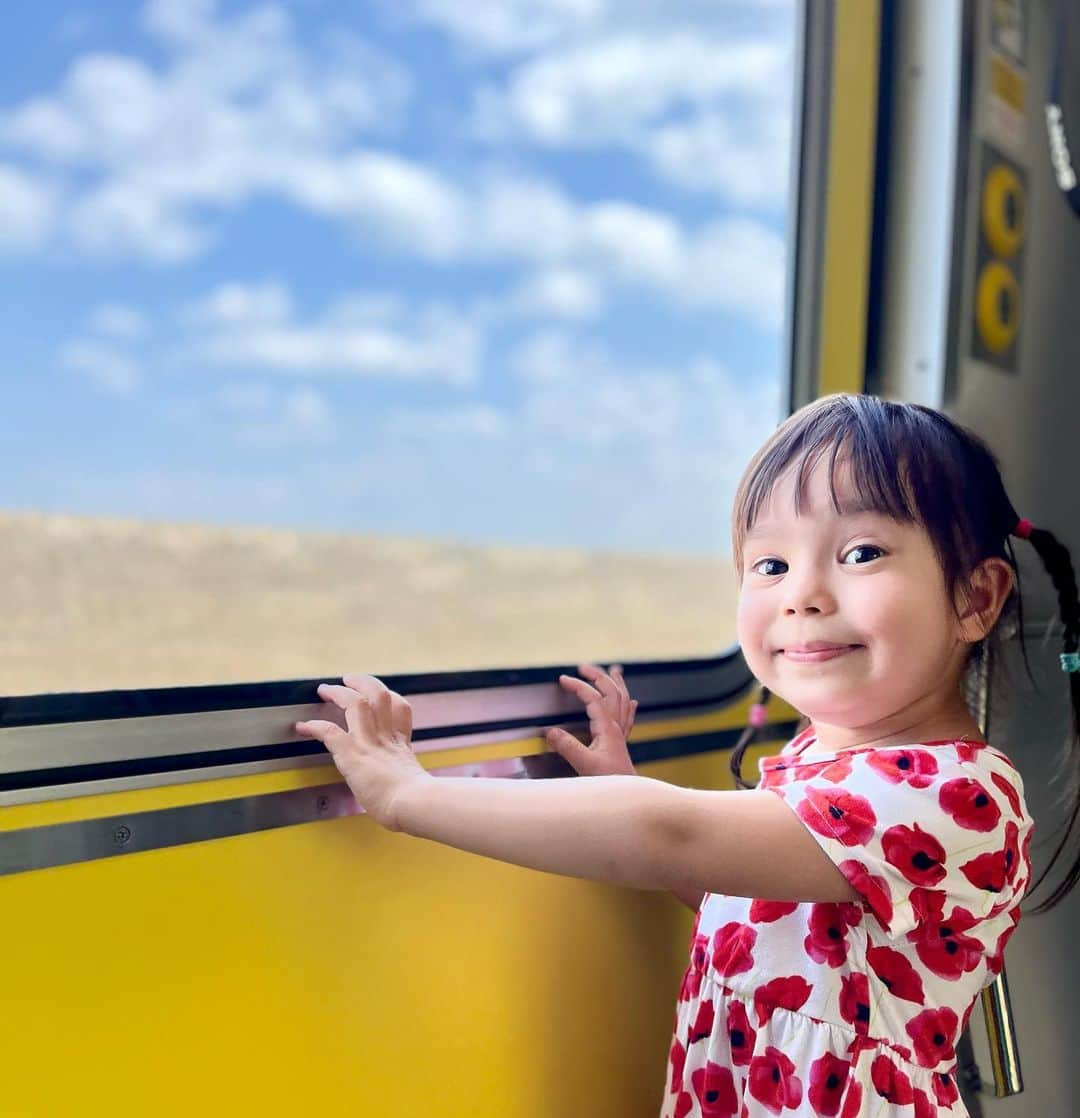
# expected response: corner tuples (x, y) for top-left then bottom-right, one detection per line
(0, 511), (740, 697)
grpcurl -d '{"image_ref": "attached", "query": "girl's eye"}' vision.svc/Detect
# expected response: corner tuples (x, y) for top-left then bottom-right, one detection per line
(842, 544), (884, 565)
(751, 558), (787, 576)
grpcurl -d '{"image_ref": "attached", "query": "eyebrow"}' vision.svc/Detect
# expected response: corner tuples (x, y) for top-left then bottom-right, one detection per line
(744, 500), (891, 543)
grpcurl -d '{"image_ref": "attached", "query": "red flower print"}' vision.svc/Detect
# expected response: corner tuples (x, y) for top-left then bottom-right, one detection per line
(954, 741), (984, 762)
(807, 1053), (850, 1117)
(991, 770), (1023, 817)
(797, 755), (854, 783)
(882, 823), (947, 886)
(940, 777), (1002, 831)
(906, 1006), (959, 1067)
(753, 976), (813, 1026)
(669, 1038), (687, 1093)
(691, 930), (709, 969)
(680, 966), (703, 1003)
(933, 1072), (960, 1106)
(680, 931), (710, 1001)
(867, 748), (939, 788)
(839, 859), (893, 929)
(988, 906), (1023, 973)
(907, 893), (984, 979)
(674, 1092), (693, 1118)
(749, 899), (799, 923)
(839, 1081), (862, 1118)
(866, 946), (926, 1004)
(804, 903), (861, 967)
(870, 1056), (914, 1105)
(796, 787), (877, 846)
(727, 1000), (757, 1066)
(748, 1047), (803, 1114)
(912, 1088), (936, 1118)
(691, 1062), (739, 1118)
(961, 848), (1007, 893)
(838, 973), (870, 1034)
(712, 922), (757, 977)
(1003, 820), (1021, 884)
(689, 1000), (715, 1043)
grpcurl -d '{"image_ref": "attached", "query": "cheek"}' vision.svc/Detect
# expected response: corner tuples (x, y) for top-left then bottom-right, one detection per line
(853, 578), (949, 648)
(736, 593), (771, 667)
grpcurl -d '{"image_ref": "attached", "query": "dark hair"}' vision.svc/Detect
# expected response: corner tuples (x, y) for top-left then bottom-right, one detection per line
(728, 393), (1080, 913)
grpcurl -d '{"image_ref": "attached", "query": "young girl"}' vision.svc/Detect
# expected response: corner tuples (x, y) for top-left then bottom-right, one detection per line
(295, 394), (1080, 1117)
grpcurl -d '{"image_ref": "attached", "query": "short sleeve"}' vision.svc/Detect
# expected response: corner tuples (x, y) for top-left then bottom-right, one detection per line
(763, 745), (1033, 938)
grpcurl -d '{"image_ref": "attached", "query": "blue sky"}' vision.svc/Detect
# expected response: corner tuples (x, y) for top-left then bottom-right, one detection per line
(0, 0), (796, 555)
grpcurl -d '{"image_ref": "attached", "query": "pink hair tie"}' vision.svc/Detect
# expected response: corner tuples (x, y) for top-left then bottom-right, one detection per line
(749, 703), (768, 729)
(1014, 518), (1034, 539)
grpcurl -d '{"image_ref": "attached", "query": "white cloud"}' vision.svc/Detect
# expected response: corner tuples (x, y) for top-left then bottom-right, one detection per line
(507, 268), (605, 320)
(392, 0), (606, 55)
(647, 108), (791, 208)
(473, 33), (787, 145)
(393, 0), (794, 57)
(0, 164), (56, 249)
(185, 281), (293, 326)
(284, 151), (468, 260)
(60, 340), (141, 394)
(0, 3), (789, 327)
(190, 281), (482, 385)
(469, 28), (794, 210)
(1, 0), (412, 259)
(141, 0), (218, 45)
(88, 303), (149, 340)
(470, 172), (786, 328)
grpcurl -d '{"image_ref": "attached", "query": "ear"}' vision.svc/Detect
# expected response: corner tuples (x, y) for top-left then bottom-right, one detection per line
(955, 557), (1015, 642)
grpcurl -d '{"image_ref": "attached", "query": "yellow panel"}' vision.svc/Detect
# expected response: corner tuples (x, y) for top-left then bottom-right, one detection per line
(0, 735), (792, 1116)
(817, 0), (881, 398)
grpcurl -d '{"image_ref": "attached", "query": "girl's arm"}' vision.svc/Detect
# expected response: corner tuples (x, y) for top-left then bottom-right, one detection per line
(391, 772), (857, 902)
(296, 678), (858, 904)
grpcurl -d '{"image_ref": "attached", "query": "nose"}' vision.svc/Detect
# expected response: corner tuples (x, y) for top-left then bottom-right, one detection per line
(782, 563), (835, 616)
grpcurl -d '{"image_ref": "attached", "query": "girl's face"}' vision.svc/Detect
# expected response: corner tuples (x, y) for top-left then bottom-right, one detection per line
(736, 455), (976, 748)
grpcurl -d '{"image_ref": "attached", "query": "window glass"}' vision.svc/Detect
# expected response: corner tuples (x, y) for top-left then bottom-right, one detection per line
(0, 0), (796, 693)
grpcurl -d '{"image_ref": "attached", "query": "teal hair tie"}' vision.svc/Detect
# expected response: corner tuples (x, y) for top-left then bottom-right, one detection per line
(1061, 652), (1080, 673)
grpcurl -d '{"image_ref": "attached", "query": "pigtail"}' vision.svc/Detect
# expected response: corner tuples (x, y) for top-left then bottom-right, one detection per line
(1019, 525), (1080, 913)
(730, 684), (771, 790)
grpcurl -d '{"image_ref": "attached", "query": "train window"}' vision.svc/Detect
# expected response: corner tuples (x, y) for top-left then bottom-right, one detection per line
(0, 1), (797, 693)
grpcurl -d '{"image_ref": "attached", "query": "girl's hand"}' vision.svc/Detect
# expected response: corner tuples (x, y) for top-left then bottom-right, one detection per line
(294, 675), (432, 831)
(545, 663), (639, 777)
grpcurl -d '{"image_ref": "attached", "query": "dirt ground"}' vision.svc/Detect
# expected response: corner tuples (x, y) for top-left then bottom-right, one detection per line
(0, 511), (740, 697)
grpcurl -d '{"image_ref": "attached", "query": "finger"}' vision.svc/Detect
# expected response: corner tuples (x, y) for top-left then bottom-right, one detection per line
(577, 663), (622, 704)
(318, 681), (387, 738)
(609, 664), (630, 701)
(294, 719), (349, 750)
(581, 663), (630, 726)
(344, 693), (380, 740)
(316, 682), (362, 710)
(340, 675), (393, 728)
(607, 665), (631, 726)
(624, 699), (638, 737)
(545, 726), (588, 761)
(557, 674), (602, 707)
(592, 664), (629, 727)
(388, 691), (413, 738)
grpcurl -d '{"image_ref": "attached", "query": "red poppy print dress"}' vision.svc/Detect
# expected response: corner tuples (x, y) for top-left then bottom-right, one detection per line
(660, 729), (1033, 1118)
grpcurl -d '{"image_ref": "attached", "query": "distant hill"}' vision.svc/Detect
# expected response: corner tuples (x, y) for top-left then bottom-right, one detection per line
(0, 511), (739, 697)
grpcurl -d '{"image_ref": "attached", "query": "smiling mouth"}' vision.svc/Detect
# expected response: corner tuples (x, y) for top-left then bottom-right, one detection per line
(779, 645), (863, 662)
